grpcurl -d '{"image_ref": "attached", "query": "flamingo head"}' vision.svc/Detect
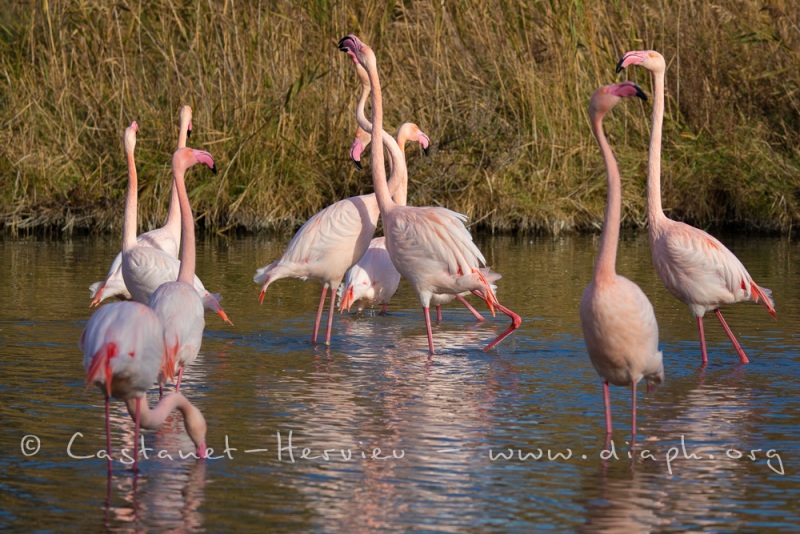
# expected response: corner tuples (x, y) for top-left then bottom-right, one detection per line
(645, 361), (665, 394)
(589, 82), (647, 122)
(173, 147), (218, 176)
(180, 105), (193, 140)
(123, 121), (138, 153)
(338, 34), (373, 69)
(616, 50), (665, 74)
(350, 127), (371, 170)
(396, 123), (431, 156)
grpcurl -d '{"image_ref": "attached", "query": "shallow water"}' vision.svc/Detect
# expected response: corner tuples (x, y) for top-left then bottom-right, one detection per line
(1, 233), (798, 531)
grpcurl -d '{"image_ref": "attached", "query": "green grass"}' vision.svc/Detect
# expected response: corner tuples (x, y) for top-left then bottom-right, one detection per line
(1, 0), (798, 236)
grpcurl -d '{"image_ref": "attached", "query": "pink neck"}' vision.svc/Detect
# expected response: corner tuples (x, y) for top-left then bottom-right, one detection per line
(363, 53), (395, 215)
(591, 115), (620, 281)
(164, 114), (192, 233)
(354, 69), (404, 201)
(174, 163), (195, 284)
(122, 146), (138, 252)
(647, 69), (666, 228)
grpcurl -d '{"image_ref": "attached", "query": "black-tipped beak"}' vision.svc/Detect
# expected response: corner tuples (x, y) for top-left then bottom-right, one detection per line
(615, 57), (626, 74)
(634, 85), (648, 102)
(211, 165), (218, 175)
(187, 127), (192, 140)
(423, 147), (430, 157)
(337, 36), (349, 52)
(352, 159), (363, 171)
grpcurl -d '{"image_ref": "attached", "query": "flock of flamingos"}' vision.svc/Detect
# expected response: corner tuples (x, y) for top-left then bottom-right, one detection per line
(79, 35), (776, 472)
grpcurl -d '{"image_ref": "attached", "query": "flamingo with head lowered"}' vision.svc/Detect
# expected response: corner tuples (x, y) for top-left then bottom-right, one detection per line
(580, 82), (664, 441)
(79, 122), (207, 474)
(617, 50), (775, 365)
(338, 34), (521, 354)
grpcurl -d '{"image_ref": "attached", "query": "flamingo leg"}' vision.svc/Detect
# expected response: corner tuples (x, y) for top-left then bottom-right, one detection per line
(312, 287), (328, 344)
(423, 307), (435, 355)
(435, 306), (443, 323)
(380, 303), (388, 315)
(176, 366), (185, 392)
(714, 309), (750, 364)
(133, 396), (141, 472)
(697, 317), (709, 366)
(104, 393), (112, 475)
(324, 286), (336, 345)
(603, 381), (612, 435)
(472, 290), (522, 351)
(456, 294), (484, 321)
(630, 381), (637, 447)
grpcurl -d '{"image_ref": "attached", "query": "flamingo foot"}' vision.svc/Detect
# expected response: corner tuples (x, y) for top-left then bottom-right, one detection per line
(715, 309), (750, 364)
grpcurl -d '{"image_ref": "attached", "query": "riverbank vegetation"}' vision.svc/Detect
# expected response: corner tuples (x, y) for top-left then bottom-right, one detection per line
(1, 1), (798, 236)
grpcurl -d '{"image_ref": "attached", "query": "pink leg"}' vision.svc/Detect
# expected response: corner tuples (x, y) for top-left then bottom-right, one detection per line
(630, 381), (637, 447)
(105, 393), (112, 475)
(436, 306), (443, 323)
(133, 396), (141, 472)
(715, 309), (750, 364)
(473, 291), (522, 351)
(176, 366), (185, 392)
(697, 317), (708, 366)
(312, 287), (328, 344)
(159, 384), (163, 399)
(380, 303), (388, 315)
(423, 307), (435, 355)
(603, 381), (612, 435)
(324, 286), (336, 345)
(456, 294), (484, 321)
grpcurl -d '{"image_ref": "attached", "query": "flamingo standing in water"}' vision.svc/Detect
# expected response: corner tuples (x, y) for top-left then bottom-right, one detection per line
(148, 147), (214, 393)
(90, 105), (193, 305)
(343, 65), (487, 323)
(339, 123), (430, 315)
(253, 72), (413, 346)
(338, 34), (521, 354)
(617, 50), (775, 365)
(117, 123), (231, 325)
(580, 82), (664, 439)
(79, 122), (207, 472)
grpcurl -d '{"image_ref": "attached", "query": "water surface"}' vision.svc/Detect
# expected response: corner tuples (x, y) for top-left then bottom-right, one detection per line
(1, 233), (798, 531)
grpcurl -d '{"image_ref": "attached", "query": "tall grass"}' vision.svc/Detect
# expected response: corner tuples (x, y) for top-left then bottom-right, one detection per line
(1, 0), (798, 236)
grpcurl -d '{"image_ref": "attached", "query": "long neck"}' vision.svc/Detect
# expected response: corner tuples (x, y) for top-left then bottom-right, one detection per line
(126, 392), (207, 457)
(647, 69), (666, 226)
(174, 164), (195, 284)
(591, 116), (620, 281)
(355, 76), (404, 201)
(164, 116), (191, 232)
(394, 134), (409, 207)
(122, 146), (138, 252)
(365, 55), (395, 214)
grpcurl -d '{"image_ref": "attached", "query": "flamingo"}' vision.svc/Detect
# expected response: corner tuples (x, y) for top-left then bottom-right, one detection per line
(339, 123), (430, 315)
(90, 105), (193, 305)
(617, 50), (775, 365)
(344, 65), (487, 322)
(117, 123), (232, 325)
(338, 34), (521, 354)
(80, 302), (207, 472)
(252, 75), (413, 346)
(147, 147), (212, 393)
(580, 82), (664, 440)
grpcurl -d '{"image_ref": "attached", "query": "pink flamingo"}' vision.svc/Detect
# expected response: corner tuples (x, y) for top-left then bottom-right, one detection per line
(345, 66), (486, 323)
(90, 105), (193, 305)
(148, 147), (214, 393)
(117, 123), (231, 325)
(580, 82), (664, 439)
(617, 50), (775, 365)
(338, 34), (521, 354)
(81, 302), (208, 472)
(253, 77), (413, 346)
(339, 123), (431, 315)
